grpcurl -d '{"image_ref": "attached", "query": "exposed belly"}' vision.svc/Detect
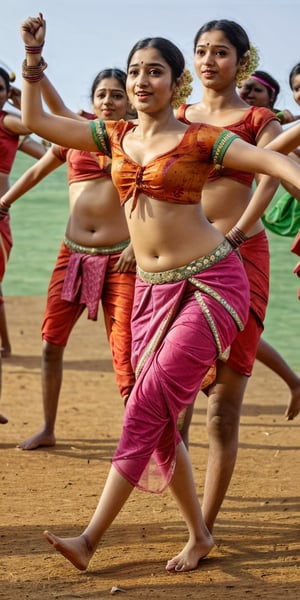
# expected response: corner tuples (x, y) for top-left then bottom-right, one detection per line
(125, 194), (224, 272)
(202, 179), (253, 235)
(66, 178), (129, 247)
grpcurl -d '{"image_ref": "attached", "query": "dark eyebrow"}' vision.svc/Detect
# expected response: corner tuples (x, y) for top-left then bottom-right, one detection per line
(97, 88), (126, 93)
(196, 43), (230, 50)
(128, 61), (166, 69)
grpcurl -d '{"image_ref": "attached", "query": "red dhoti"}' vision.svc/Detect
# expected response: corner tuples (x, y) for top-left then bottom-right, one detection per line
(0, 215), (12, 304)
(226, 230), (269, 376)
(42, 239), (136, 399)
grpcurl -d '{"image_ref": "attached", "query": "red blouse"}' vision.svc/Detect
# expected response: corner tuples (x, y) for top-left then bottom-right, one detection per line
(0, 110), (19, 175)
(176, 105), (279, 188)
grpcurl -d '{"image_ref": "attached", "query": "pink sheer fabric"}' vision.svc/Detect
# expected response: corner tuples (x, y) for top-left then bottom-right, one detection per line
(112, 249), (250, 493)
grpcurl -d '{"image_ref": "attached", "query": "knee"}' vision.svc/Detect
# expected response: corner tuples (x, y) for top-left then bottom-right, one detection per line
(42, 341), (64, 363)
(206, 398), (241, 444)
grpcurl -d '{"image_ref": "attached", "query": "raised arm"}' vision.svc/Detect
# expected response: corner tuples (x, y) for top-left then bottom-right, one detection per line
(40, 74), (84, 120)
(20, 13), (98, 151)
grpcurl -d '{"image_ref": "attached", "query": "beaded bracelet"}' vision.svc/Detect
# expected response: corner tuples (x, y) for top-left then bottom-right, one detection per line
(225, 226), (249, 249)
(25, 43), (44, 55)
(22, 57), (48, 82)
(0, 204), (10, 215)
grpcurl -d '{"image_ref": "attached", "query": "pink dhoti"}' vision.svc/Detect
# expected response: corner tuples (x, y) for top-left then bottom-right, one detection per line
(112, 241), (250, 493)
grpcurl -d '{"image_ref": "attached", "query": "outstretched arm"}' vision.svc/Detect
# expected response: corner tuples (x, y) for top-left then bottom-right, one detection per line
(265, 121), (300, 155)
(0, 146), (62, 215)
(223, 138), (300, 194)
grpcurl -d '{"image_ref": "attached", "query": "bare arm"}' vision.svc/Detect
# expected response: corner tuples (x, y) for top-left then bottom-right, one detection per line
(229, 120), (282, 234)
(0, 146), (62, 210)
(3, 111), (37, 136)
(41, 74), (85, 120)
(223, 139), (300, 201)
(18, 135), (48, 159)
(20, 14), (97, 150)
(7, 85), (22, 110)
(265, 122), (300, 155)
(233, 175), (280, 235)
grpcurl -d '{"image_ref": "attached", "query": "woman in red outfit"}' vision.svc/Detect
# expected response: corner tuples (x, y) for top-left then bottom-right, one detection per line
(0, 68), (136, 448)
(175, 19), (294, 533)
(0, 66), (46, 423)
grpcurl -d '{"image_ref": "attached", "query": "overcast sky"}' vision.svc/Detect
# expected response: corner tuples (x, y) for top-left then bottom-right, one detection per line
(2, 0), (300, 115)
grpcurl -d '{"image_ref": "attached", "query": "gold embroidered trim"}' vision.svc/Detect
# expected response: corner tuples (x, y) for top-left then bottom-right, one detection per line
(189, 277), (244, 348)
(135, 306), (176, 379)
(64, 236), (129, 255)
(212, 131), (238, 170)
(137, 240), (231, 284)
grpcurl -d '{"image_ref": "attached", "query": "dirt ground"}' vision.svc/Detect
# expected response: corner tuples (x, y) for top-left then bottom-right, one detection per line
(1, 296), (300, 600)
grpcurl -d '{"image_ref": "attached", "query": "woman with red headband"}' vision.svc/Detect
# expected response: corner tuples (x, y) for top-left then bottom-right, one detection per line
(239, 70), (300, 125)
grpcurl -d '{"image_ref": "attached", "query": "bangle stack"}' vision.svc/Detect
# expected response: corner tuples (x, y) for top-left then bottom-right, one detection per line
(22, 56), (47, 82)
(25, 43), (44, 54)
(0, 200), (10, 216)
(225, 226), (249, 249)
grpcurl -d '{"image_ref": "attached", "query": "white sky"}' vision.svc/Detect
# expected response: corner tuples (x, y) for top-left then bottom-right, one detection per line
(2, 0), (300, 114)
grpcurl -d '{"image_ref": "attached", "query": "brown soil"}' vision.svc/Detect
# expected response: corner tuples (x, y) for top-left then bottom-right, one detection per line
(1, 296), (300, 600)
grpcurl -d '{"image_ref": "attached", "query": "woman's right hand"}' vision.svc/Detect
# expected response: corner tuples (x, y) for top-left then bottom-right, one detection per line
(8, 86), (22, 110)
(20, 12), (46, 47)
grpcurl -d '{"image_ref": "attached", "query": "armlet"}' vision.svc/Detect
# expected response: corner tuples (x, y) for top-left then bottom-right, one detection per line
(212, 131), (238, 169)
(90, 120), (111, 157)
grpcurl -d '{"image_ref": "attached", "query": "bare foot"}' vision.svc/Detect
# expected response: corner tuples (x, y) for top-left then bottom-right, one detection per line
(43, 531), (94, 571)
(165, 535), (214, 572)
(18, 430), (56, 450)
(1, 345), (11, 358)
(0, 413), (8, 424)
(285, 384), (300, 420)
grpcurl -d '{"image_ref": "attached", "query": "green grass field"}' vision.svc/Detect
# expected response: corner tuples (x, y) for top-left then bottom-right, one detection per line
(3, 152), (300, 371)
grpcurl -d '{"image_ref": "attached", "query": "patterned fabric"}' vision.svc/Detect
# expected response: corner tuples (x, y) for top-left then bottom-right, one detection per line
(61, 251), (111, 321)
(90, 119), (237, 214)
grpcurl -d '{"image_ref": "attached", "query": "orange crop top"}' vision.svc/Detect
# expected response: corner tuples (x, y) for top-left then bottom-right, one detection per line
(176, 105), (279, 188)
(0, 110), (19, 175)
(90, 119), (238, 213)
